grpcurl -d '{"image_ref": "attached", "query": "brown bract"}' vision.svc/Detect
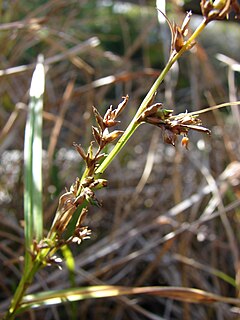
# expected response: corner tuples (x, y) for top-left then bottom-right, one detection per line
(172, 11), (193, 52)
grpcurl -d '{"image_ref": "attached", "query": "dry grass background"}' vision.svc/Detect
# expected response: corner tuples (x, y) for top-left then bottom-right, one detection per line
(0, 0), (240, 319)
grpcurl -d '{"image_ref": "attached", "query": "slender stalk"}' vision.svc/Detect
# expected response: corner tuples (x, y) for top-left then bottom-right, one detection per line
(96, 19), (207, 176)
(4, 262), (41, 320)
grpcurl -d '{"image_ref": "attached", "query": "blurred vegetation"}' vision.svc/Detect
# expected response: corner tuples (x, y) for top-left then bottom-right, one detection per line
(0, 0), (240, 319)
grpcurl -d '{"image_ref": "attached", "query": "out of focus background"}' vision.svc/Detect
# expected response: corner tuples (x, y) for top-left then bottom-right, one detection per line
(1, 0), (240, 319)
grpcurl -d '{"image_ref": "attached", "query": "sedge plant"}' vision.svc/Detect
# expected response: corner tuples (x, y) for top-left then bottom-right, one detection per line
(4, 1), (240, 319)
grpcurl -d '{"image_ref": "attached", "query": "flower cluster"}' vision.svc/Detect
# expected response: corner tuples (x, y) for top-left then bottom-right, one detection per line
(70, 225), (92, 245)
(138, 103), (210, 148)
(39, 97), (129, 264)
(201, 0), (240, 23)
(73, 96), (128, 176)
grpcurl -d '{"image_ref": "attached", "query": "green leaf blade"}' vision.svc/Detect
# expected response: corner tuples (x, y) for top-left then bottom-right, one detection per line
(23, 55), (45, 268)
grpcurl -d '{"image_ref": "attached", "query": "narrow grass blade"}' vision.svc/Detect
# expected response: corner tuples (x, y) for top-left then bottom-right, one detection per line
(24, 55), (45, 268)
(61, 245), (77, 319)
(18, 285), (240, 313)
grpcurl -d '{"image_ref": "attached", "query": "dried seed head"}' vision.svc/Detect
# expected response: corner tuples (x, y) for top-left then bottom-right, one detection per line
(167, 112), (211, 137)
(141, 103), (210, 148)
(80, 97), (129, 176)
(201, 0), (240, 22)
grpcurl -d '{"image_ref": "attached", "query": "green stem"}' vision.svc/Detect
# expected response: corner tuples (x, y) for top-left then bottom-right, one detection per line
(96, 18), (207, 176)
(4, 240), (56, 320)
(4, 261), (41, 320)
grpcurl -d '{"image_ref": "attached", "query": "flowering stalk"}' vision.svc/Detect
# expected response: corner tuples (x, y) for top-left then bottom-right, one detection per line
(95, 20), (206, 176)
(95, 0), (240, 176)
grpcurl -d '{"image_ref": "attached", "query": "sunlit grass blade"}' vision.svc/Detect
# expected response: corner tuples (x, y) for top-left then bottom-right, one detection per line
(61, 245), (76, 287)
(61, 245), (77, 319)
(17, 285), (240, 314)
(24, 55), (45, 268)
